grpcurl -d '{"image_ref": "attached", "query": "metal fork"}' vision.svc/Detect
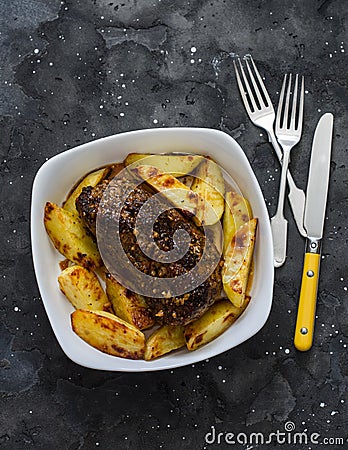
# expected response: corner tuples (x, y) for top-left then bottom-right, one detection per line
(271, 74), (304, 266)
(233, 56), (306, 239)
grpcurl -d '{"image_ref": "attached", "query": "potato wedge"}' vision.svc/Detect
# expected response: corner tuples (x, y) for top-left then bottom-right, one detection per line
(63, 167), (109, 215)
(106, 275), (155, 330)
(44, 202), (102, 269)
(191, 158), (225, 225)
(58, 265), (108, 311)
(246, 260), (254, 297)
(124, 153), (203, 176)
(185, 299), (246, 351)
(71, 309), (145, 359)
(132, 165), (198, 215)
(223, 191), (252, 255)
(222, 218), (257, 308)
(144, 325), (185, 360)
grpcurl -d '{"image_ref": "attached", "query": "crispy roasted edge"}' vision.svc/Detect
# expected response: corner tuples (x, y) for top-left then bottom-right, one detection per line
(71, 309), (145, 359)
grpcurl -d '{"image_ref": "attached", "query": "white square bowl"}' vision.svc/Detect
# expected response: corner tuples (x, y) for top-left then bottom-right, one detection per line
(31, 128), (274, 371)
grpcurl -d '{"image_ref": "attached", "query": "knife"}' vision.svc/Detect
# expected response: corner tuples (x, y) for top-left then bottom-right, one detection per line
(294, 113), (334, 351)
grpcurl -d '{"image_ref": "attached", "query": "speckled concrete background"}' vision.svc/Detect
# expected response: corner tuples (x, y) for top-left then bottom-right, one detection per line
(0, 0), (347, 449)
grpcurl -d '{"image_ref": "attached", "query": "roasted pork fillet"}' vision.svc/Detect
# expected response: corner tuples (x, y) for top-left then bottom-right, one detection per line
(76, 176), (222, 326)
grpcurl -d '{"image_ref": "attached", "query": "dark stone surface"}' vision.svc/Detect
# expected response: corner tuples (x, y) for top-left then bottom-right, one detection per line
(1, 0), (347, 448)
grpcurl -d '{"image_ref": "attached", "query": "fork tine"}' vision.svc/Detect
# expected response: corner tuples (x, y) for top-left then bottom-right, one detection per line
(245, 57), (268, 109)
(283, 73), (292, 129)
(249, 55), (273, 108)
(236, 59), (259, 113)
(233, 60), (252, 116)
(276, 74), (287, 130)
(290, 74), (299, 130)
(297, 76), (305, 133)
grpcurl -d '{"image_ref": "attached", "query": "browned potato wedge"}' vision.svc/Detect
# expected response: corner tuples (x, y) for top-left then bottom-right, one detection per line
(132, 165), (198, 215)
(58, 265), (108, 311)
(106, 275), (154, 330)
(124, 153), (203, 176)
(71, 310), (145, 359)
(44, 202), (102, 270)
(223, 191), (252, 255)
(144, 325), (185, 360)
(191, 158), (225, 225)
(222, 218), (257, 308)
(63, 167), (109, 215)
(185, 299), (247, 351)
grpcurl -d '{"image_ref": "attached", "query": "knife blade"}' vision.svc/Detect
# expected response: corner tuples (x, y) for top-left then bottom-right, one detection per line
(294, 113), (334, 351)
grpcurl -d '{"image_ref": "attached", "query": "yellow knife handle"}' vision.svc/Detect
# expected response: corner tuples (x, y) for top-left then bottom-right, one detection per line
(294, 239), (321, 352)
